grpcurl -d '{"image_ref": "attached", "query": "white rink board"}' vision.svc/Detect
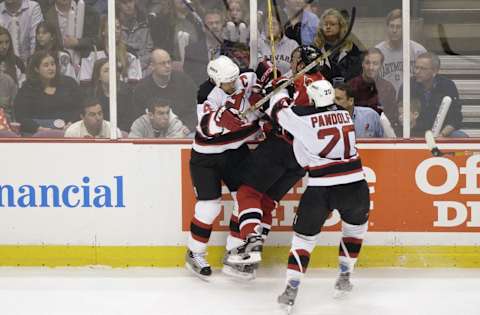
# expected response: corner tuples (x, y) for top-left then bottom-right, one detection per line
(0, 142), (479, 246)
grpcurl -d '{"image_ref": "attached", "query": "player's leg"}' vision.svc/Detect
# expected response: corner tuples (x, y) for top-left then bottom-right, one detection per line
(331, 180), (370, 296)
(186, 150), (223, 279)
(230, 138), (287, 264)
(278, 186), (331, 311)
(222, 144), (260, 279)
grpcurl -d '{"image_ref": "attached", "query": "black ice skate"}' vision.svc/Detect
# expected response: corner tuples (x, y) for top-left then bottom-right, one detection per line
(226, 234), (263, 265)
(222, 249), (258, 281)
(333, 272), (353, 298)
(185, 250), (212, 280)
(277, 279), (300, 314)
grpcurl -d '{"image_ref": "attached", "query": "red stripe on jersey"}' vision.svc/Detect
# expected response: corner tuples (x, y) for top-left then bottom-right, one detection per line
(308, 157), (359, 171)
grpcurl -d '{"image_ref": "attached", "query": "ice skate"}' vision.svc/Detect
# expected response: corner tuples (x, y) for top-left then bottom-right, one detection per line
(185, 249), (212, 281)
(333, 272), (353, 298)
(222, 249), (257, 281)
(226, 234), (263, 265)
(277, 279), (300, 314)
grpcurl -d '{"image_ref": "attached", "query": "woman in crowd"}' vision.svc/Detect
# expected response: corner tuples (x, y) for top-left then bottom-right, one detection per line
(14, 50), (82, 134)
(79, 16), (142, 86)
(35, 21), (78, 81)
(313, 8), (362, 84)
(258, 9), (298, 76)
(87, 58), (134, 132)
(0, 26), (25, 86)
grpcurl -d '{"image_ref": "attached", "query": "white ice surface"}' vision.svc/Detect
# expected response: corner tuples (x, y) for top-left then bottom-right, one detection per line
(0, 267), (478, 315)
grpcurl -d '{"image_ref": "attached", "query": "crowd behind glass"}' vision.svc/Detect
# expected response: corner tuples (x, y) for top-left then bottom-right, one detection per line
(0, 0), (473, 139)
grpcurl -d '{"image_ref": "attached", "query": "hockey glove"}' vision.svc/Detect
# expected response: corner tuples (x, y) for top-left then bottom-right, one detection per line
(215, 106), (244, 131)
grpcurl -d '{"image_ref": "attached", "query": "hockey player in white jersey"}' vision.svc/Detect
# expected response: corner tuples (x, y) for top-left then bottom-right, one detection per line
(263, 80), (370, 312)
(185, 55), (264, 280)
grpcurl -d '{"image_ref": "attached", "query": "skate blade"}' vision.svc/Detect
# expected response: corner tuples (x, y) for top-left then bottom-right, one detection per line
(221, 265), (256, 281)
(226, 252), (262, 264)
(185, 262), (211, 282)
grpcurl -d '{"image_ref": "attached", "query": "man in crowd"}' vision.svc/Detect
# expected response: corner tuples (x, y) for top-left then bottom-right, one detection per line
(65, 98), (121, 138)
(375, 8), (426, 97)
(133, 48), (197, 131)
(410, 52), (465, 137)
(0, 0), (43, 62)
(335, 83), (384, 138)
(348, 48), (397, 126)
(128, 97), (190, 138)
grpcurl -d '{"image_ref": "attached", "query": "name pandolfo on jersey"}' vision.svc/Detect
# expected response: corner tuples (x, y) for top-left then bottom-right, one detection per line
(310, 111), (352, 128)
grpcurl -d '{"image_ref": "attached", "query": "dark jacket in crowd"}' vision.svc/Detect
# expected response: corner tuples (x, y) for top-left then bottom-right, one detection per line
(319, 42), (363, 84)
(132, 71), (197, 131)
(14, 75), (82, 133)
(407, 75), (463, 131)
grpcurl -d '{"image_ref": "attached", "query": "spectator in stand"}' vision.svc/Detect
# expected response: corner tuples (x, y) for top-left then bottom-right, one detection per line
(65, 97), (121, 138)
(283, 0), (319, 46)
(0, 0), (43, 63)
(0, 72), (17, 121)
(85, 0), (107, 17)
(335, 83), (384, 138)
(348, 48), (397, 125)
(34, 21), (77, 81)
(223, 0), (248, 44)
(117, 0), (153, 74)
(129, 97), (190, 138)
(0, 26), (25, 86)
(396, 98), (423, 137)
(133, 48), (197, 131)
(86, 58), (134, 132)
(44, 0), (99, 61)
(14, 50), (82, 134)
(184, 8), (224, 85)
(147, 0), (180, 61)
(79, 16), (142, 86)
(313, 8), (362, 84)
(408, 52), (466, 138)
(258, 8), (298, 76)
(375, 8), (426, 97)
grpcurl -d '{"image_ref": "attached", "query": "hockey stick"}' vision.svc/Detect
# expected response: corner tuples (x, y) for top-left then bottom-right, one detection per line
(182, 0), (224, 45)
(438, 24), (460, 56)
(241, 7), (356, 116)
(432, 96), (452, 137)
(425, 130), (480, 157)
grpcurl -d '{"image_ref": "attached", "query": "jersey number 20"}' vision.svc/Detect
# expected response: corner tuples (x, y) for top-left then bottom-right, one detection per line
(317, 125), (355, 159)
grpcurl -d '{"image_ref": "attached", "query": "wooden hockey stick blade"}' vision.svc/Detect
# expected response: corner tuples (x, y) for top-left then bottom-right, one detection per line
(242, 7), (356, 116)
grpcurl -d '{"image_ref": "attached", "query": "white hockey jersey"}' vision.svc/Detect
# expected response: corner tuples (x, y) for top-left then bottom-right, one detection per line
(267, 93), (365, 186)
(193, 72), (263, 154)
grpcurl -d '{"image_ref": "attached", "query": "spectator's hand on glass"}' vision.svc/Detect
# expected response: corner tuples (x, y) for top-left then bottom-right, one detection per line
(63, 36), (79, 49)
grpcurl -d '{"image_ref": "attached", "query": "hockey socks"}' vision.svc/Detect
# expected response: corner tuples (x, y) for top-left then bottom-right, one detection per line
(260, 194), (275, 240)
(338, 221), (368, 274)
(286, 233), (316, 283)
(188, 198), (222, 253)
(238, 185), (263, 239)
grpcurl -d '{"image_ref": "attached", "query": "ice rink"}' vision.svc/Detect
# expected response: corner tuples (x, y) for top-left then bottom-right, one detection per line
(0, 267), (478, 315)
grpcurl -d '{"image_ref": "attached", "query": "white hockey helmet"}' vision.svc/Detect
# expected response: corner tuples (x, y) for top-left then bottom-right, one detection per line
(306, 80), (335, 107)
(207, 55), (240, 87)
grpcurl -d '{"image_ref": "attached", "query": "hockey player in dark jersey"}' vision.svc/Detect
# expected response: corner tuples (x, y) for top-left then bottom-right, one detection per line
(227, 46), (327, 267)
(263, 80), (370, 312)
(185, 55), (264, 280)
